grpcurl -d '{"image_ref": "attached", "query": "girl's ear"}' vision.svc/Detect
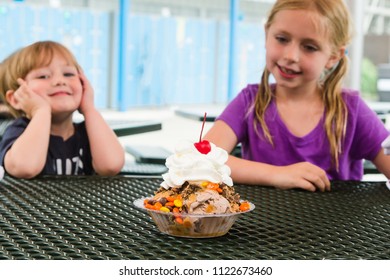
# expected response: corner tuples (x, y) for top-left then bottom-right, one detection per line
(5, 90), (22, 110)
(326, 46), (346, 70)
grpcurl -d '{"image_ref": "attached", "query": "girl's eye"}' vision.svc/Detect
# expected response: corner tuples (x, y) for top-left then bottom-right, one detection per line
(275, 35), (288, 44)
(304, 45), (318, 52)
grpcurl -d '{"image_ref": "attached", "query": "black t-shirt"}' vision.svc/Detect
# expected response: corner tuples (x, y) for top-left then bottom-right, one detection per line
(0, 117), (94, 176)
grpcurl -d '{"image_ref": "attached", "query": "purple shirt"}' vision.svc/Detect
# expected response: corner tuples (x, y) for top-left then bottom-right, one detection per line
(217, 84), (389, 180)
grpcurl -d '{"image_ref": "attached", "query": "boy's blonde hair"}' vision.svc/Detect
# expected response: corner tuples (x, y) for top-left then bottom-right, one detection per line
(255, 0), (352, 169)
(0, 40), (81, 118)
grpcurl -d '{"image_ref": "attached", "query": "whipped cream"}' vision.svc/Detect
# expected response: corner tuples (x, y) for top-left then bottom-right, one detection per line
(161, 140), (233, 189)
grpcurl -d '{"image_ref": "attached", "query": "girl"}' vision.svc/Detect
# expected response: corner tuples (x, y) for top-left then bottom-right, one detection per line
(0, 41), (125, 178)
(204, 0), (390, 192)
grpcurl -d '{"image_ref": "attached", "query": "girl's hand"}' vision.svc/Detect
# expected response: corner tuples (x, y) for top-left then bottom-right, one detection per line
(13, 78), (51, 118)
(78, 72), (95, 115)
(272, 162), (331, 192)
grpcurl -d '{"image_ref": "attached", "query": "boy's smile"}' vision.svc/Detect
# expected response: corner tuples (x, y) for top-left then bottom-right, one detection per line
(48, 91), (72, 97)
(24, 53), (82, 115)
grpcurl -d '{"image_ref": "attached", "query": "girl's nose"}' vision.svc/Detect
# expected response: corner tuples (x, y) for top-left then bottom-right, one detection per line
(284, 44), (299, 62)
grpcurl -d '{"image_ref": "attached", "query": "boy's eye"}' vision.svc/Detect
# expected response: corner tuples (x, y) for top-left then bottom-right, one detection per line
(64, 72), (76, 77)
(37, 75), (50, 79)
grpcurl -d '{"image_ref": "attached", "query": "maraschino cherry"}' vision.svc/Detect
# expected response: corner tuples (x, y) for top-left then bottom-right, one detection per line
(194, 112), (211, 154)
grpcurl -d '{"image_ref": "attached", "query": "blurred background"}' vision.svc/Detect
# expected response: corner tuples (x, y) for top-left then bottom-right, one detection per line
(1, 0), (389, 110)
(0, 0), (389, 180)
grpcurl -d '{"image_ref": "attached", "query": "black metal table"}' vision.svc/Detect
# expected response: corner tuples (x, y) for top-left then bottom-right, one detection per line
(96, 119), (162, 137)
(174, 108), (221, 122)
(0, 119), (162, 139)
(0, 176), (389, 260)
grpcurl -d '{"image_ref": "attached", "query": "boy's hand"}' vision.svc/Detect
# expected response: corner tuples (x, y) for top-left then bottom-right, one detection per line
(78, 72), (95, 115)
(14, 78), (51, 118)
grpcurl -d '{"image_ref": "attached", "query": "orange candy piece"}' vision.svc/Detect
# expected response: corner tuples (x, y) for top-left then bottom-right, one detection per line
(206, 182), (223, 193)
(145, 203), (155, 210)
(153, 202), (163, 210)
(182, 217), (192, 228)
(239, 202), (250, 212)
(165, 201), (175, 207)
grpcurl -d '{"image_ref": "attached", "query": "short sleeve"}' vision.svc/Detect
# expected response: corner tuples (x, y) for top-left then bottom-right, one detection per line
(216, 84), (258, 142)
(347, 93), (389, 160)
(0, 118), (28, 166)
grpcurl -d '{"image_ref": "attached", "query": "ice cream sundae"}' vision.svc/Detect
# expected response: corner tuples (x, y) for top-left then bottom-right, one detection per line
(133, 113), (254, 237)
(144, 140), (249, 215)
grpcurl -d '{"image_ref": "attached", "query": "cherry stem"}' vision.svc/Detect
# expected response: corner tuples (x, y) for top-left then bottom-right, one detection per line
(199, 112), (207, 142)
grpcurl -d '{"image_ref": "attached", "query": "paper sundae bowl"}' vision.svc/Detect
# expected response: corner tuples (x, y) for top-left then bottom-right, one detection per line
(134, 197), (255, 238)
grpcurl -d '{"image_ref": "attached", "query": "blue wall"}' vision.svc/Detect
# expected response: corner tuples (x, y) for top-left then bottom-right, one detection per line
(119, 15), (266, 108)
(0, 3), (110, 108)
(0, 3), (266, 109)
(124, 16), (217, 107)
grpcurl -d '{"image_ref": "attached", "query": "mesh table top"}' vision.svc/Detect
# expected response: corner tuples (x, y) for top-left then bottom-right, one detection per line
(0, 175), (389, 260)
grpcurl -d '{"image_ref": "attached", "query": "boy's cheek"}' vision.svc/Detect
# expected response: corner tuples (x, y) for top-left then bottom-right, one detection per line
(25, 81), (40, 92)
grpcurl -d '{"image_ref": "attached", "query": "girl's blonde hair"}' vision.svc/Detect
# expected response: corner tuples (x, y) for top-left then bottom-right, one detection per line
(255, 0), (352, 169)
(0, 40), (81, 118)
